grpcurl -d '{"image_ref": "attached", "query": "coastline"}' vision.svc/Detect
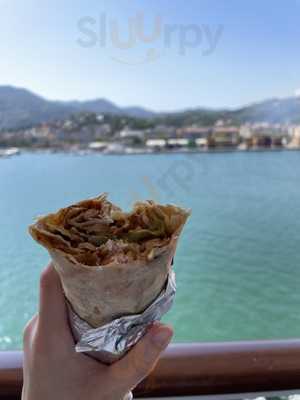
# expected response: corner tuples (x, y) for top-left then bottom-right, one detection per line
(1, 145), (300, 158)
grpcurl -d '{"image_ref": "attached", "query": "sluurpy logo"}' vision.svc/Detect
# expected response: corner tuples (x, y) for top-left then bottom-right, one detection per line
(77, 12), (224, 65)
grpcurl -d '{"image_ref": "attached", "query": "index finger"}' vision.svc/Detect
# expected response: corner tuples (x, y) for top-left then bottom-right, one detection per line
(38, 264), (73, 346)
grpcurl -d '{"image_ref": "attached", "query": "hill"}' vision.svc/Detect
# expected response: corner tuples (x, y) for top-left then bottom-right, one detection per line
(0, 86), (155, 130)
(0, 85), (299, 130)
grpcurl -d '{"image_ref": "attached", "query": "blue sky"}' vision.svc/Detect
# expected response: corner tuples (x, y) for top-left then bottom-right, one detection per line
(1, 0), (300, 110)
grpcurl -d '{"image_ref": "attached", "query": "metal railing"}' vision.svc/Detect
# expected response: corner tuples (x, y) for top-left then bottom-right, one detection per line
(1, 340), (300, 399)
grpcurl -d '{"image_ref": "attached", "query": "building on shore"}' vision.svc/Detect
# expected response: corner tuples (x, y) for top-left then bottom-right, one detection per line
(176, 126), (212, 148)
(117, 128), (146, 146)
(167, 138), (189, 148)
(251, 134), (272, 147)
(177, 126), (212, 139)
(210, 126), (240, 148)
(146, 139), (167, 151)
(287, 126), (300, 148)
(119, 128), (146, 140)
(195, 137), (208, 147)
(145, 125), (177, 139)
(240, 123), (289, 149)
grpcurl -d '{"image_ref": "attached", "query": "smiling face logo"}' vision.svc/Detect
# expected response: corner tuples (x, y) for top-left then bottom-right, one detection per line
(77, 12), (224, 65)
(108, 12), (163, 65)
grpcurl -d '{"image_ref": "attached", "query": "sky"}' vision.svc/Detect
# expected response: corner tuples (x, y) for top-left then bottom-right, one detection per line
(1, 0), (300, 111)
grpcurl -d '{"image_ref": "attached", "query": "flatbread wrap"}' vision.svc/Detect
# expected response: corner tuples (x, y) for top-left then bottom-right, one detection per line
(29, 194), (189, 328)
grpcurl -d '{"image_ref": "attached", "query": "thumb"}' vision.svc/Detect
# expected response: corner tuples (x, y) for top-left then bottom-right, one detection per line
(111, 322), (173, 391)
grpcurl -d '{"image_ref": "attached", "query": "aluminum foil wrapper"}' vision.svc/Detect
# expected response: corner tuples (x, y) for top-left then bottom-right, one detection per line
(67, 271), (176, 365)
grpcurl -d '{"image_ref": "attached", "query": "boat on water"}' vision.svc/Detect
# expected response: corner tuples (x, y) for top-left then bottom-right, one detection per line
(0, 147), (20, 158)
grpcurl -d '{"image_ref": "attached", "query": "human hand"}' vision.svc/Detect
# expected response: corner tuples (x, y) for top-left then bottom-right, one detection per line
(22, 264), (173, 400)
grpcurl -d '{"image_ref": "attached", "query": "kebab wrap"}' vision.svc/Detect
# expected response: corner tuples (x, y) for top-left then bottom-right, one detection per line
(29, 194), (189, 328)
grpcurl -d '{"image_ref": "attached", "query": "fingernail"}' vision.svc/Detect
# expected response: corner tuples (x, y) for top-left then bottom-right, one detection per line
(150, 325), (173, 347)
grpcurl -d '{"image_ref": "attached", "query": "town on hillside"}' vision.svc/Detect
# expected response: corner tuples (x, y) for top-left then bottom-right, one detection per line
(1, 112), (300, 157)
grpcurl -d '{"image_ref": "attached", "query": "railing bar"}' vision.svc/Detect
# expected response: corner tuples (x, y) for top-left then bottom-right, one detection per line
(1, 341), (300, 398)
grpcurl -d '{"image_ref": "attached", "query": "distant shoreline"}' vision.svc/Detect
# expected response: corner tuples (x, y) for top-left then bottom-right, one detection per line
(1, 146), (300, 159)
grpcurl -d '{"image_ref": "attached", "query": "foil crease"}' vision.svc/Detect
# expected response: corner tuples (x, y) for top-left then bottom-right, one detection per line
(68, 271), (176, 364)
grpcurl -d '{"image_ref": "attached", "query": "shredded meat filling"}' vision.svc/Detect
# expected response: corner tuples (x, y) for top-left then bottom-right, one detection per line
(30, 194), (188, 266)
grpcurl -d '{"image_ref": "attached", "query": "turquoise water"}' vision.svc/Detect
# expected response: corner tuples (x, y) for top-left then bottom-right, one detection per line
(1, 151), (300, 350)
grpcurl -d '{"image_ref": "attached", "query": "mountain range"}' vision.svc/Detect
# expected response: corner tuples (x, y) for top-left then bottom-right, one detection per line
(0, 85), (300, 130)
